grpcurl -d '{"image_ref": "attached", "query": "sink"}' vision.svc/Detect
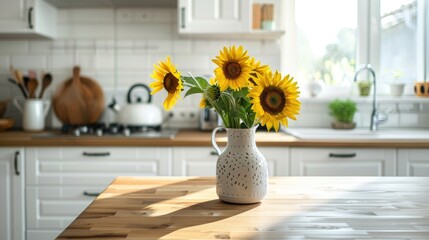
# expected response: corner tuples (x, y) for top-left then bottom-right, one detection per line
(284, 128), (429, 140)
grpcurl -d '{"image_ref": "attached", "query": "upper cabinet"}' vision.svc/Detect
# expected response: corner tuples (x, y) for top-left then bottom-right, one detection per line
(178, 0), (250, 33)
(178, 0), (284, 39)
(0, 0), (57, 39)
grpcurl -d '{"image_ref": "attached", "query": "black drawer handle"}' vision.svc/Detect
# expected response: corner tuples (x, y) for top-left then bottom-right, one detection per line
(83, 191), (101, 197)
(181, 7), (186, 28)
(210, 151), (218, 156)
(83, 152), (110, 157)
(14, 151), (20, 176)
(329, 153), (357, 158)
(28, 7), (34, 29)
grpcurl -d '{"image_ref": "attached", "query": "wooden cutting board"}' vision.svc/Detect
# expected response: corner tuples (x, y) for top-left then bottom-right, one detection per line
(52, 66), (104, 126)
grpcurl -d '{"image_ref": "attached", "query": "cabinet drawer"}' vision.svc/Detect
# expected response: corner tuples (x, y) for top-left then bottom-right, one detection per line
(173, 147), (289, 176)
(26, 186), (104, 230)
(290, 148), (396, 176)
(26, 147), (172, 185)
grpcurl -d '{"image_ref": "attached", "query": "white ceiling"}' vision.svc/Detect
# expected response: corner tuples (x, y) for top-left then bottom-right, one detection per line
(45, 0), (177, 8)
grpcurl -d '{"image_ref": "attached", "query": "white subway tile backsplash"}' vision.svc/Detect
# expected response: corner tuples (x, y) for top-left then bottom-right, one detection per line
(58, 24), (114, 39)
(193, 40), (228, 54)
(116, 23), (172, 39)
(48, 54), (74, 70)
(173, 40), (192, 54)
(61, 9), (115, 23)
(0, 55), (10, 70)
(11, 55), (46, 69)
(118, 54), (149, 70)
(399, 113), (419, 127)
(174, 55), (210, 70)
(0, 41), (28, 54)
(95, 53), (115, 70)
(29, 41), (51, 54)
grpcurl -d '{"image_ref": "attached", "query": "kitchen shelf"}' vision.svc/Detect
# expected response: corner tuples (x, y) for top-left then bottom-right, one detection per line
(177, 30), (285, 40)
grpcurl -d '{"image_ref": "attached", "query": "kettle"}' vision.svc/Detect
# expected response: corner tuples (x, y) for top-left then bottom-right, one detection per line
(199, 108), (219, 131)
(109, 83), (162, 127)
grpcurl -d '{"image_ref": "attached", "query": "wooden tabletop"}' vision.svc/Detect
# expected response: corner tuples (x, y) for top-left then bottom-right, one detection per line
(2, 129), (429, 147)
(57, 177), (429, 239)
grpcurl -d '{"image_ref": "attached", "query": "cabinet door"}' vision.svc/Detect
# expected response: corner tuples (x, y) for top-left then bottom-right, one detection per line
(398, 149), (429, 176)
(178, 0), (250, 33)
(173, 147), (288, 176)
(0, 148), (25, 240)
(26, 147), (172, 185)
(290, 148), (396, 176)
(0, 0), (56, 38)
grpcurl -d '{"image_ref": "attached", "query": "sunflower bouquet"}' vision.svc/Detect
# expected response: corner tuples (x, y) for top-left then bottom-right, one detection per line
(150, 45), (300, 132)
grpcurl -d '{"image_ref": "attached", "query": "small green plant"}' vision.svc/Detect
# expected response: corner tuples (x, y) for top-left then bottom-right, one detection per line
(329, 99), (357, 123)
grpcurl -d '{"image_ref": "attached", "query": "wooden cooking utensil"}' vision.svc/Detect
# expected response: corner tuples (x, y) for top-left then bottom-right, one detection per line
(27, 78), (38, 98)
(52, 66), (104, 125)
(39, 73), (52, 99)
(9, 67), (28, 98)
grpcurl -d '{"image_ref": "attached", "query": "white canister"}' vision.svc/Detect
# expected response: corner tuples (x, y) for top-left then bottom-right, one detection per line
(13, 99), (50, 131)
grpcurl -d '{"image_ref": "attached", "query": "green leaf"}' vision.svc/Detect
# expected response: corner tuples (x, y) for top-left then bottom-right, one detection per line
(184, 87), (204, 97)
(194, 77), (209, 89)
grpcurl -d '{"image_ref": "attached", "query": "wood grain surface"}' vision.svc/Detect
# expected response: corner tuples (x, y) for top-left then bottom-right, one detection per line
(57, 177), (429, 239)
(2, 130), (429, 148)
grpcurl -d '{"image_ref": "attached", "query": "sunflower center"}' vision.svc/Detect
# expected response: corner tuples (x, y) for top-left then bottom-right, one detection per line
(223, 62), (241, 79)
(260, 86), (286, 115)
(163, 73), (179, 93)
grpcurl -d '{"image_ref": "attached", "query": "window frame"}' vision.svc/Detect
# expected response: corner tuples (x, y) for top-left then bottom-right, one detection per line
(281, 0), (427, 96)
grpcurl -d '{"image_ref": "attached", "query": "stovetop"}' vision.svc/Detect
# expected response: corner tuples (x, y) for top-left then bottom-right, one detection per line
(33, 122), (177, 139)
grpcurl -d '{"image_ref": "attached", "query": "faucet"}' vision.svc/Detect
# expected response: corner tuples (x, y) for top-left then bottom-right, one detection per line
(354, 64), (387, 131)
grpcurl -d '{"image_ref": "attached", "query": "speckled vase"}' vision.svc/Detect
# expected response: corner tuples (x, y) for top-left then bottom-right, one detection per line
(211, 126), (268, 204)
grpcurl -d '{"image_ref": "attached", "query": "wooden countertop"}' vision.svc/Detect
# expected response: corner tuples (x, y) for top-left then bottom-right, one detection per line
(57, 176), (429, 239)
(1, 129), (429, 147)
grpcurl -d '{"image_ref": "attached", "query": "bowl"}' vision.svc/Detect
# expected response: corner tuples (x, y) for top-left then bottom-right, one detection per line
(0, 118), (14, 131)
(0, 100), (9, 118)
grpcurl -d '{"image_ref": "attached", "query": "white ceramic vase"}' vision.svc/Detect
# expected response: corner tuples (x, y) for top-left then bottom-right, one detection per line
(211, 126), (268, 204)
(13, 98), (50, 131)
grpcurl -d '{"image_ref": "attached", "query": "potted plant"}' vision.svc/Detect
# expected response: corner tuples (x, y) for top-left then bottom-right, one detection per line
(357, 80), (371, 96)
(389, 69), (405, 97)
(329, 99), (357, 129)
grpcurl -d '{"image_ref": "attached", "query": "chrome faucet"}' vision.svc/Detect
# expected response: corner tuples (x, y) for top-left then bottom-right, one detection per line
(354, 64), (387, 131)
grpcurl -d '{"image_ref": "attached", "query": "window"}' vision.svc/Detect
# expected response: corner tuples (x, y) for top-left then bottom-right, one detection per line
(285, 0), (424, 96)
(379, 0), (417, 84)
(295, 0), (357, 86)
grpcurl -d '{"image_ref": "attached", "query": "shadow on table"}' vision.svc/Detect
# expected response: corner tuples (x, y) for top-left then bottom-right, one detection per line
(57, 177), (260, 239)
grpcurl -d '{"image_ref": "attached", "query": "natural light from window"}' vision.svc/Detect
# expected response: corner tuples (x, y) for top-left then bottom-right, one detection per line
(295, 0), (357, 86)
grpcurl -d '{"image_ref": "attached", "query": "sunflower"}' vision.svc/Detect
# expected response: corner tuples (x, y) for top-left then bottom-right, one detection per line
(248, 57), (270, 86)
(212, 45), (252, 91)
(150, 56), (183, 110)
(200, 78), (219, 109)
(248, 71), (301, 132)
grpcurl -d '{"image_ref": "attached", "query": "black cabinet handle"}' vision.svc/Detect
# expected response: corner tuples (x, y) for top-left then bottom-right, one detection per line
(83, 152), (111, 157)
(28, 7), (34, 29)
(83, 191), (100, 197)
(329, 153), (357, 158)
(181, 7), (186, 28)
(210, 151), (218, 156)
(14, 151), (20, 176)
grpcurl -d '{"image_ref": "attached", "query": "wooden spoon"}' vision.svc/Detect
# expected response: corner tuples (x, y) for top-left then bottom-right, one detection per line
(27, 78), (39, 98)
(39, 73), (52, 99)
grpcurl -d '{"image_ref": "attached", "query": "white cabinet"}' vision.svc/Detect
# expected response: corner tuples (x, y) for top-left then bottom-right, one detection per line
(173, 147), (289, 176)
(398, 149), (429, 176)
(178, 0), (250, 33)
(0, 148), (25, 240)
(25, 146), (172, 240)
(0, 0), (57, 38)
(290, 148), (396, 176)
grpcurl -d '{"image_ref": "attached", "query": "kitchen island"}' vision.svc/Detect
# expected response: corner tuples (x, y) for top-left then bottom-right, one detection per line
(57, 177), (429, 239)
